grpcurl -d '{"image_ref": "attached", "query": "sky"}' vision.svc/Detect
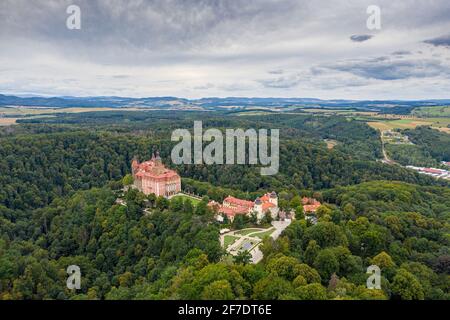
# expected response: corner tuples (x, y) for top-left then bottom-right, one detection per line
(1, 0), (450, 100)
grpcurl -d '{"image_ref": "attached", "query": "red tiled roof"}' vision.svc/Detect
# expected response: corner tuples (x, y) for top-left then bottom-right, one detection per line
(133, 159), (180, 180)
(219, 206), (248, 217)
(262, 202), (275, 211)
(303, 204), (321, 213)
(223, 196), (254, 208)
(302, 197), (320, 205)
(422, 168), (443, 174)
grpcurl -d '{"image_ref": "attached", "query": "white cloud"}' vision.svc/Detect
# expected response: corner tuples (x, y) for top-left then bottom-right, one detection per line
(0, 0), (449, 99)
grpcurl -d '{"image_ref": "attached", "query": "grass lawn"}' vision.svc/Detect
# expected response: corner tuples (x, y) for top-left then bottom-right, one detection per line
(171, 193), (201, 206)
(249, 228), (275, 239)
(234, 228), (263, 236)
(223, 235), (239, 249)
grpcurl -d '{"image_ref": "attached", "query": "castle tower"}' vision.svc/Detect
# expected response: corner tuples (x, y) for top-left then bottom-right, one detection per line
(254, 197), (263, 219)
(154, 150), (162, 166)
(269, 191), (278, 207)
(131, 156), (139, 175)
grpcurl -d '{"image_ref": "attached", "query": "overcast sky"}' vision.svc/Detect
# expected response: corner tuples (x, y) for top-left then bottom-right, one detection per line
(1, 0), (450, 99)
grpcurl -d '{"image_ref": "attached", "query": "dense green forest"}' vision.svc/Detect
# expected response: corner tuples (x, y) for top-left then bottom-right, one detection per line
(1, 181), (448, 300)
(1, 111), (449, 300)
(404, 126), (450, 163)
(385, 126), (450, 167)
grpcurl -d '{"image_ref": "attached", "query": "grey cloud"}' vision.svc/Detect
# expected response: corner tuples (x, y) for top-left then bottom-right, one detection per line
(258, 74), (303, 89)
(350, 35), (373, 42)
(1, 0), (450, 99)
(424, 34), (450, 47)
(392, 51), (412, 56)
(193, 83), (215, 90)
(268, 69), (284, 75)
(324, 57), (449, 81)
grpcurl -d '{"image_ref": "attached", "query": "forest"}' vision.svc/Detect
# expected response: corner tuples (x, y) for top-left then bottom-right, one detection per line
(385, 126), (450, 167)
(0, 111), (449, 300)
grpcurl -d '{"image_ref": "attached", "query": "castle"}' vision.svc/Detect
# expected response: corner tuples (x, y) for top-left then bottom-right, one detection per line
(302, 197), (321, 213)
(209, 191), (279, 222)
(131, 152), (181, 198)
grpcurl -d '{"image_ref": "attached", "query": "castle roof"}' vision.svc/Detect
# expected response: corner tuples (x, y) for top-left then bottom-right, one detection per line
(223, 196), (254, 209)
(133, 158), (179, 180)
(262, 202), (275, 211)
(302, 197), (320, 205)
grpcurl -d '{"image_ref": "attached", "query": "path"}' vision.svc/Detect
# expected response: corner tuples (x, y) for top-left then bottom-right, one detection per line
(221, 220), (292, 264)
(380, 130), (397, 165)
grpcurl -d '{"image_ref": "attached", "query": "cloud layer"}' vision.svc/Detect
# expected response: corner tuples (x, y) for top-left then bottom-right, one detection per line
(0, 0), (449, 99)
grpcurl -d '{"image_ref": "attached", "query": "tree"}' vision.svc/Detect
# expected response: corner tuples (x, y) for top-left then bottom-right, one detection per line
(371, 251), (395, 269)
(122, 174), (133, 186)
(294, 205), (304, 220)
(293, 264), (321, 284)
(292, 275), (307, 288)
(295, 283), (327, 300)
(303, 222), (348, 249)
(266, 255), (301, 281)
(290, 196), (302, 208)
(252, 273), (293, 300)
(155, 196), (169, 210)
(360, 230), (385, 257)
(147, 193), (157, 207)
(234, 250), (252, 265)
(201, 280), (235, 300)
(182, 199), (194, 215)
(316, 205), (332, 219)
(314, 249), (339, 281)
(391, 268), (425, 300)
(342, 203), (356, 216)
(304, 240), (320, 266)
(328, 273), (339, 291)
(169, 197), (184, 212)
(260, 211), (273, 225)
(232, 215), (246, 230)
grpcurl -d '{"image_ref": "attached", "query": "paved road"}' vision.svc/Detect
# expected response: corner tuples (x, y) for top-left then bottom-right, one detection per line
(270, 220), (291, 239)
(250, 220), (291, 263)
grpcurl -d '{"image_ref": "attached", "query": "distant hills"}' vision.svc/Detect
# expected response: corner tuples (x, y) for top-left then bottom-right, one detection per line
(1, 93), (450, 112)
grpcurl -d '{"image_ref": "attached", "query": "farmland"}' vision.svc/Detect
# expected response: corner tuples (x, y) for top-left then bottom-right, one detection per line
(365, 117), (450, 134)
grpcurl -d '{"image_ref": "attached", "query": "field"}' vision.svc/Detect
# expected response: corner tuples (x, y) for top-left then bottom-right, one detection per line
(0, 106), (147, 125)
(170, 193), (201, 205)
(0, 118), (18, 126)
(298, 108), (377, 116)
(412, 106), (450, 117)
(366, 117), (450, 134)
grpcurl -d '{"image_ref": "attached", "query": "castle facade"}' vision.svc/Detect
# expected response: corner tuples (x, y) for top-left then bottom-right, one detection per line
(131, 153), (181, 198)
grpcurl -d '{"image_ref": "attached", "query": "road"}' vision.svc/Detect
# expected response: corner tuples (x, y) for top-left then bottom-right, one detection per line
(380, 130), (397, 165)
